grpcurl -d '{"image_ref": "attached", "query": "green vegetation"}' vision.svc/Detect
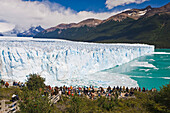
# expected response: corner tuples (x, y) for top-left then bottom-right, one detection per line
(18, 74), (58, 113)
(18, 88), (54, 113)
(35, 13), (170, 48)
(1, 75), (170, 113)
(155, 83), (170, 111)
(56, 88), (170, 113)
(0, 87), (20, 100)
(26, 74), (45, 90)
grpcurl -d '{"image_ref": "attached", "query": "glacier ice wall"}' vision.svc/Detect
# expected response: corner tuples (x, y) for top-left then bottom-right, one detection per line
(0, 37), (154, 87)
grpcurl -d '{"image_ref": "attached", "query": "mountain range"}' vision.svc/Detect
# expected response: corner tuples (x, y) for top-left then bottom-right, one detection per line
(2, 25), (44, 37)
(35, 3), (170, 48)
(17, 26), (44, 37)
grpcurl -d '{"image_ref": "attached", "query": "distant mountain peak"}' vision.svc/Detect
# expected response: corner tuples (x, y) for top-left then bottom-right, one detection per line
(2, 25), (44, 37)
(103, 5), (154, 22)
(142, 2), (170, 18)
(17, 25), (44, 37)
(145, 5), (152, 9)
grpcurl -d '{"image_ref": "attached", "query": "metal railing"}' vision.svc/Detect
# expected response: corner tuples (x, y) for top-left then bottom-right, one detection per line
(0, 94), (61, 113)
(0, 100), (19, 113)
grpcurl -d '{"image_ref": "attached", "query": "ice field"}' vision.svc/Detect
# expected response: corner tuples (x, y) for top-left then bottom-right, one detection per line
(0, 37), (154, 87)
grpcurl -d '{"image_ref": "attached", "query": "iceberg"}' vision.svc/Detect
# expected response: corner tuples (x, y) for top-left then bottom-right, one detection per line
(0, 37), (154, 87)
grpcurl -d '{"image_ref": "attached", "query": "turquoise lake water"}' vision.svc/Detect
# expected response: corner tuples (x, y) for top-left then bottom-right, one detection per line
(105, 49), (170, 90)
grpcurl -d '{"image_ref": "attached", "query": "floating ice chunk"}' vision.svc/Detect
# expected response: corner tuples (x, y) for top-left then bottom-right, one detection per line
(139, 69), (151, 72)
(160, 77), (170, 79)
(131, 61), (158, 70)
(149, 59), (155, 61)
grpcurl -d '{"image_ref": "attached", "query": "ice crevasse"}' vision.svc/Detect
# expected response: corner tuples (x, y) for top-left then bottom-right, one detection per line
(0, 38), (154, 87)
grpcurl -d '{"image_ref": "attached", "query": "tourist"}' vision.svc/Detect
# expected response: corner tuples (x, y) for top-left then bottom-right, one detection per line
(107, 86), (111, 93)
(123, 86), (125, 93)
(59, 90), (62, 95)
(125, 92), (129, 97)
(113, 86), (115, 92)
(116, 86), (119, 91)
(44, 90), (48, 96)
(60, 86), (62, 92)
(129, 91), (134, 96)
(68, 90), (71, 95)
(126, 87), (129, 93)
(0, 80), (4, 86)
(18, 82), (22, 87)
(153, 88), (157, 92)
(11, 94), (19, 112)
(11, 94), (19, 102)
(120, 86), (122, 92)
(78, 91), (81, 96)
(5, 82), (9, 88)
(49, 85), (51, 90)
(142, 87), (145, 92)
(13, 81), (16, 86)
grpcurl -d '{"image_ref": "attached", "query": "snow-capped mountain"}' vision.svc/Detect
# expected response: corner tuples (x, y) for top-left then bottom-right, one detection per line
(17, 26), (44, 37)
(2, 25), (44, 37)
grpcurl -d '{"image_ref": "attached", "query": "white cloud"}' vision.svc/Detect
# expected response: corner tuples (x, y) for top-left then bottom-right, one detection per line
(0, 0), (123, 32)
(0, 22), (15, 32)
(105, 0), (148, 9)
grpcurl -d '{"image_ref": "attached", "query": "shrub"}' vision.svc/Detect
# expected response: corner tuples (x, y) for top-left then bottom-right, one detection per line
(155, 83), (170, 112)
(19, 74), (57, 113)
(19, 88), (52, 113)
(27, 74), (45, 91)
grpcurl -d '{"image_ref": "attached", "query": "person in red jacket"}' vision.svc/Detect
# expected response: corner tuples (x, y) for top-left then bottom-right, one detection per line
(5, 82), (9, 88)
(68, 90), (71, 95)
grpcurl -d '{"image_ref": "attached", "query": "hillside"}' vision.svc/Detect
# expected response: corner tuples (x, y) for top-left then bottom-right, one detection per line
(35, 3), (170, 48)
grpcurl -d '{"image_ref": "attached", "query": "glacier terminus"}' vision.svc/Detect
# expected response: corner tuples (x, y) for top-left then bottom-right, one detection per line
(0, 37), (154, 87)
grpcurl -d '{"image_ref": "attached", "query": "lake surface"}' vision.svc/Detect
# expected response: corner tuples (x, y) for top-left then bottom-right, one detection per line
(104, 49), (170, 90)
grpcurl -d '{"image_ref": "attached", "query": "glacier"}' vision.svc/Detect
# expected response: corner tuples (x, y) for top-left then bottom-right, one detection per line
(0, 37), (154, 87)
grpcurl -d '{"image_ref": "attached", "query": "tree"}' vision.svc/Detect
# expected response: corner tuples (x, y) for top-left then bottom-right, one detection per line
(19, 88), (52, 113)
(19, 74), (59, 113)
(155, 83), (170, 112)
(26, 74), (45, 91)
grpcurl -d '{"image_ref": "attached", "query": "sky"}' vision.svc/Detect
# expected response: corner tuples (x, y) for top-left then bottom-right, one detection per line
(0, 0), (169, 32)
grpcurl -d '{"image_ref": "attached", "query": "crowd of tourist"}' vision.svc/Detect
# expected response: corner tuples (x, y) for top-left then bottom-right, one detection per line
(0, 79), (9, 88)
(0, 79), (157, 100)
(44, 85), (157, 100)
(0, 79), (25, 88)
